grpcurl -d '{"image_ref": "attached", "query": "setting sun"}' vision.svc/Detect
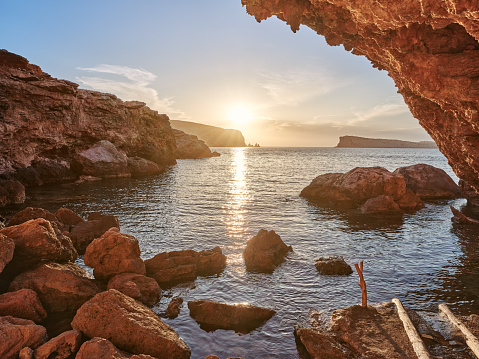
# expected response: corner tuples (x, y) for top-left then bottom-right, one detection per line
(227, 105), (254, 127)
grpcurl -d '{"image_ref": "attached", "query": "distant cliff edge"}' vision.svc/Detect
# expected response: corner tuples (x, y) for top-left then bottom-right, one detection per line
(336, 136), (438, 148)
(170, 120), (246, 147)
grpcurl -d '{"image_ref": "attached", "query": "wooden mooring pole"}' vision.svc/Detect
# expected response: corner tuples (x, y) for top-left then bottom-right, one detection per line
(392, 298), (432, 359)
(439, 303), (479, 358)
(354, 261), (367, 307)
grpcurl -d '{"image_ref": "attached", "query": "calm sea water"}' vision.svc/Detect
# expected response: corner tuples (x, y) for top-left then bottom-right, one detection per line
(3, 147), (479, 359)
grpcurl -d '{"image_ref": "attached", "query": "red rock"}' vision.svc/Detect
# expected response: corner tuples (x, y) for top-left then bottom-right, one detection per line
(314, 256), (353, 275)
(69, 213), (119, 254)
(0, 218), (77, 269)
(19, 347), (34, 359)
(0, 316), (47, 359)
(75, 337), (158, 359)
(0, 180), (25, 207)
(165, 297), (183, 319)
(301, 167), (423, 212)
(9, 262), (102, 313)
(393, 164), (461, 199)
(0, 289), (47, 323)
(6, 207), (61, 227)
(71, 140), (131, 178)
(294, 327), (353, 359)
(243, 229), (292, 273)
(54, 208), (84, 228)
(173, 129), (218, 159)
(84, 228), (146, 281)
(188, 300), (276, 333)
(33, 329), (82, 359)
(127, 157), (161, 177)
(0, 233), (14, 273)
(450, 205), (479, 225)
(360, 195), (403, 214)
(204, 356), (220, 359)
(145, 247), (226, 287)
(107, 273), (161, 307)
(71, 289), (191, 359)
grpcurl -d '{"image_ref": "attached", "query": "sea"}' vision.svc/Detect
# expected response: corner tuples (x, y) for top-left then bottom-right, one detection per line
(2, 147), (479, 359)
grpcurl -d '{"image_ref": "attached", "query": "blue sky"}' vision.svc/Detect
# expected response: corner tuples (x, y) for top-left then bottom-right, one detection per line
(1, 0), (431, 146)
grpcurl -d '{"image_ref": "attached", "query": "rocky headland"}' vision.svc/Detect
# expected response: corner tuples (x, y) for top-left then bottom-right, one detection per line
(170, 120), (247, 147)
(337, 136), (437, 148)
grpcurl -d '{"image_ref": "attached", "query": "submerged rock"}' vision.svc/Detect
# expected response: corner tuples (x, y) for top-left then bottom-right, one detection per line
(314, 256), (353, 275)
(165, 297), (183, 319)
(107, 273), (161, 307)
(0, 316), (47, 359)
(188, 300), (275, 333)
(0, 289), (47, 323)
(75, 337), (157, 359)
(393, 164), (461, 199)
(84, 228), (146, 281)
(145, 247), (226, 287)
(71, 289), (191, 359)
(243, 229), (292, 273)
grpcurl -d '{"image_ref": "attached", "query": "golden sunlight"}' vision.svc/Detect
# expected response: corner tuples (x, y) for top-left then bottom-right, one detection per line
(227, 105), (254, 127)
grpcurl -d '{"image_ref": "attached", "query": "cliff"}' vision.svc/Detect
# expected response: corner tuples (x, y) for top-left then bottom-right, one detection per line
(241, 1), (479, 194)
(336, 136), (437, 148)
(170, 120), (246, 147)
(0, 49), (177, 186)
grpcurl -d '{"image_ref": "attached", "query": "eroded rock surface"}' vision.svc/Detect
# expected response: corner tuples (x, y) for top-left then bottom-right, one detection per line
(0, 316), (47, 359)
(241, 1), (479, 199)
(243, 229), (292, 273)
(33, 329), (82, 359)
(71, 289), (191, 359)
(188, 300), (275, 333)
(0, 289), (47, 323)
(107, 273), (161, 307)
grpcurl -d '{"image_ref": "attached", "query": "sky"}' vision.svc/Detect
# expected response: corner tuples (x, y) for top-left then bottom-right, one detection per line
(1, 1), (432, 147)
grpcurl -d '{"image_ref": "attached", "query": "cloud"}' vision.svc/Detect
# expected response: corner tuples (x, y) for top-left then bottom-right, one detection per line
(347, 97), (411, 126)
(257, 68), (353, 106)
(76, 65), (189, 120)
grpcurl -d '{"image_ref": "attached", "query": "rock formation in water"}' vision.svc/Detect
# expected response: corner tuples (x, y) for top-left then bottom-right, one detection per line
(0, 49), (177, 198)
(170, 120), (246, 147)
(337, 136), (437, 148)
(241, 1), (479, 197)
(173, 129), (220, 158)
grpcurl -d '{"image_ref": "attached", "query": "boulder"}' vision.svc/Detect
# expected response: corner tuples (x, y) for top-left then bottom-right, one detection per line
(0, 316), (47, 359)
(314, 256), (353, 275)
(6, 207), (60, 227)
(71, 140), (131, 178)
(243, 229), (292, 273)
(0, 179), (25, 207)
(75, 337), (157, 359)
(19, 347), (34, 359)
(360, 195), (403, 214)
(188, 300), (276, 333)
(0, 233), (14, 273)
(450, 205), (479, 225)
(0, 289), (47, 323)
(71, 289), (191, 359)
(107, 273), (161, 307)
(9, 262), (102, 313)
(69, 213), (119, 254)
(33, 329), (82, 359)
(84, 228), (146, 281)
(165, 297), (183, 319)
(145, 247), (226, 287)
(173, 129), (219, 159)
(294, 327), (353, 359)
(127, 157), (161, 177)
(300, 167), (423, 212)
(54, 208), (84, 228)
(0, 218), (77, 269)
(393, 164), (461, 199)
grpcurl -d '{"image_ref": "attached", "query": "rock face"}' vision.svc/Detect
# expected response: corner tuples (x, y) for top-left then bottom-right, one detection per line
(71, 289), (191, 359)
(170, 120), (246, 147)
(188, 300), (276, 333)
(0, 233), (14, 273)
(337, 136), (437, 148)
(145, 247), (227, 287)
(0, 49), (176, 199)
(173, 129), (220, 159)
(9, 262), (102, 313)
(83, 228), (146, 281)
(0, 289), (47, 323)
(107, 273), (161, 307)
(314, 256), (353, 275)
(0, 316), (47, 359)
(76, 337), (157, 359)
(393, 164), (461, 199)
(300, 167), (423, 213)
(241, 1), (479, 199)
(0, 218), (77, 269)
(243, 229), (292, 273)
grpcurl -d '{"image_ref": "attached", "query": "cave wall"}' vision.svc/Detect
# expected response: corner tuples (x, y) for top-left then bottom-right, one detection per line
(242, 0), (479, 193)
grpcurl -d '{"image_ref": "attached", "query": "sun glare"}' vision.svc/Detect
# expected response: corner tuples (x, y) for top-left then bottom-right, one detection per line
(227, 105), (254, 127)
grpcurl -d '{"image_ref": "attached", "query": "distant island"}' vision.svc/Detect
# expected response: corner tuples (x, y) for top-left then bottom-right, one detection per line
(170, 120), (246, 147)
(336, 136), (438, 148)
